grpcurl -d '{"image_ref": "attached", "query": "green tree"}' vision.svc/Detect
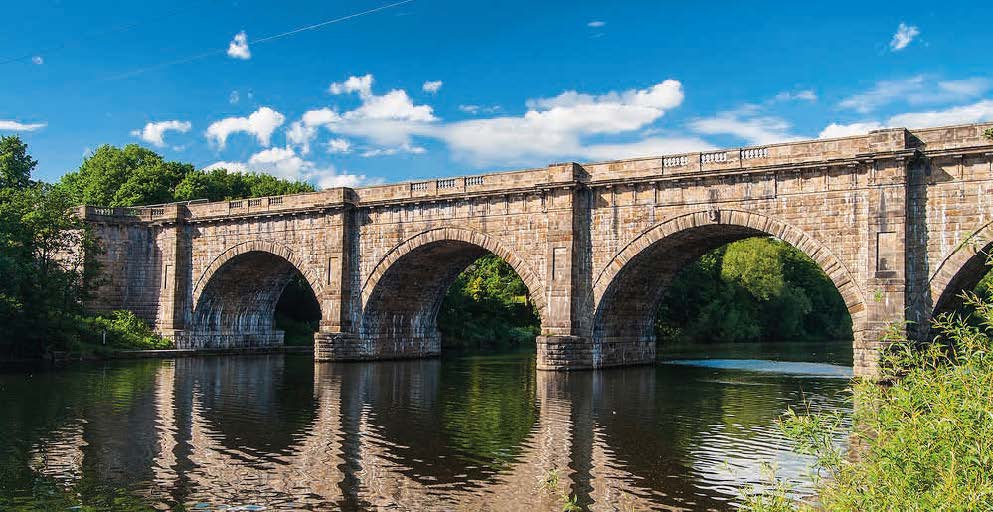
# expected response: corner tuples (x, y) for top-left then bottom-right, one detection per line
(0, 136), (36, 190)
(657, 237), (852, 343)
(0, 138), (101, 355)
(58, 145), (314, 207)
(438, 255), (540, 349)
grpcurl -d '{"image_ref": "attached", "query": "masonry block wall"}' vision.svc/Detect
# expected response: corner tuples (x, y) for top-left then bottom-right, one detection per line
(82, 123), (993, 377)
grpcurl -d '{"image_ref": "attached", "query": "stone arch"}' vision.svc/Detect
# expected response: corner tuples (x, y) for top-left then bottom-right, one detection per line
(193, 240), (324, 309)
(924, 220), (993, 323)
(185, 240), (324, 348)
(362, 227), (547, 318)
(590, 209), (867, 363)
(358, 227), (547, 357)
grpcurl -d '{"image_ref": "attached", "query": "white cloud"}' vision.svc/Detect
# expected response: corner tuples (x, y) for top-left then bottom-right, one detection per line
(887, 99), (993, 128)
(774, 89), (817, 102)
(839, 76), (990, 113)
(287, 77), (438, 153)
(820, 98), (993, 136)
(329, 74), (373, 97)
(31, 56), (43, 65)
(840, 77), (925, 113)
(582, 137), (714, 160)
(360, 143), (426, 157)
(227, 31), (251, 59)
(441, 79), (685, 163)
(203, 160), (249, 173)
(0, 120), (46, 132)
(326, 138), (351, 153)
(205, 147), (371, 189)
(422, 80), (443, 93)
(286, 76), (697, 166)
(206, 107), (285, 148)
(248, 147), (370, 188)
(130, 120), (192, 147)
(689, 106), (801, 145)
(229, 90), (240, 104)
(587, 20), (605, 28)
(936, 78), (991, 98)
(819, 121), (884, 139)
(890, 22), (919, 51)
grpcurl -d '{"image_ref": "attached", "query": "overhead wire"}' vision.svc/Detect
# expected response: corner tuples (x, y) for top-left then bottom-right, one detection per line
(97, 0), (415, 82)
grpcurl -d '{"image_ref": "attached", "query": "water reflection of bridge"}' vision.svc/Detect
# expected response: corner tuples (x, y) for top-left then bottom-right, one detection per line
(28, 356), (840, 510)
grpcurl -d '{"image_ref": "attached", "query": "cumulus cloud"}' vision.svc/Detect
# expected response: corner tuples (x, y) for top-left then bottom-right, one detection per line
(0, 120), (46, 132)
(890, 22), (919, 51)
(820, 98), (993, 136)
(206, 107), (285, 148)
(458, 104), (502, 115)
(422, 80), (443, 93)
(360, 143), (426, 157)
(839, 76), (990, 113)
(227, 31), (251, 59)
(582, 137), (714, 161)
(441, 79), (685, 163)
(131, 120), (192, 147)
(203, 160), (249, 173)
(329, 74), (373, 97)
(286, 75), (699, 166)
(229, 90), (240, 104)
(206, 146), (370, 189)
(774, 89), (817, 102)
(587, 20), (605, 28)
(31, 56), (43, 65)
(888, 100), (993, 128)
(326, 138), (351, 154)
(819, 121), (885, 139)
(288, 76), (437, 155)
(688, 105), (801, 145)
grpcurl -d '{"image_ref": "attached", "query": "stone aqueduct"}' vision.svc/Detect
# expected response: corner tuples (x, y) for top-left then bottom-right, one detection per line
(81, 122), (993, 377)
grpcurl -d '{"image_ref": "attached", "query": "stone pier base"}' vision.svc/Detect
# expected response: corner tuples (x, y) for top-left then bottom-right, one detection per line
(314, 331), (440, 361)
(171, 330), (284, 350)
(537, 335), (594, 370)
(537, 336), (655, 371)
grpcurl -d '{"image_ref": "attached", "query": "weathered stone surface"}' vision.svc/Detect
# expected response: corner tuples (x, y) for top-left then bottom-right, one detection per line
(79, 122), (993, 378)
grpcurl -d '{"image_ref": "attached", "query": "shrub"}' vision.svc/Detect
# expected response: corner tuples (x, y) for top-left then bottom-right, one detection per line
(80, 310), (172, 350)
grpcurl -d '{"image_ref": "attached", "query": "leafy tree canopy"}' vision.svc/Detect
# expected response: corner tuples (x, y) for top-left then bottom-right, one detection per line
(0, 135), (37, 190)
(58, 144), (314, 207)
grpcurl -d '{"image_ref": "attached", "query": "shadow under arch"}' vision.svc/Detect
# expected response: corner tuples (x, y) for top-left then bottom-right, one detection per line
(924, 221), (993, 325)
(358, 227), (547, 357)
(184, 241), (324, 348)
(589, 209), (867, 365)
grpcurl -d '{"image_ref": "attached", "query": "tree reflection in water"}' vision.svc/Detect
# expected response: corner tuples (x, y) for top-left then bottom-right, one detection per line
(0, 349), (851, 511)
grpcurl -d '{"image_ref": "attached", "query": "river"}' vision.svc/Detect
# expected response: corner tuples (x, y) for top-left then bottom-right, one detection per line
(0, 342), (852, 511)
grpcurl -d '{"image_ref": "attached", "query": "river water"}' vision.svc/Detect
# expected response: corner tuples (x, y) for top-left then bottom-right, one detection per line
(0, 343), (852, 511)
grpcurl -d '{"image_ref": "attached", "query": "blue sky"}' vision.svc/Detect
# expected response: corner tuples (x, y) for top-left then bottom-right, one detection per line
(3, 0), (992, 186)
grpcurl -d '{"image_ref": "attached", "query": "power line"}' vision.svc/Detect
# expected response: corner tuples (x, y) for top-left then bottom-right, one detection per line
(0, 3), (206, 66)
(98, 0), (415, 82)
